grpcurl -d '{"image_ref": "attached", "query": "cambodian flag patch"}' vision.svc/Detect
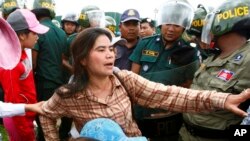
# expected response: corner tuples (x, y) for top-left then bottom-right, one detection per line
(217, 69), (234, 81)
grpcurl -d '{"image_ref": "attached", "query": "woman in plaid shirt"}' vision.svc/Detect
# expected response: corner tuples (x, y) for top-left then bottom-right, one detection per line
(39, 28), (250, 141)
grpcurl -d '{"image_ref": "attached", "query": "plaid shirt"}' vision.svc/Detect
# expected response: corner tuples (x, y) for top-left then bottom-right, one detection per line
(40, 70), (229, 140)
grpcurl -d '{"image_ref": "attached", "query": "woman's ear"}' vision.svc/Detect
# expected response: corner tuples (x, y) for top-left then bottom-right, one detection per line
(18, 33), (26, 41)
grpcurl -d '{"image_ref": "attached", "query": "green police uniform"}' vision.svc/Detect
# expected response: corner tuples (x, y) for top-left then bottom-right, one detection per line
(61, 33), (77, 83)
(129, 34), (199, 140)
(180, 42), (250, 141)
(130, 34), (199, 85)
(34, 18), (67, 100)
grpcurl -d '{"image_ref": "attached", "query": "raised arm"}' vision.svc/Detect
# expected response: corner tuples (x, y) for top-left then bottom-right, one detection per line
(117, 70), (250, 117)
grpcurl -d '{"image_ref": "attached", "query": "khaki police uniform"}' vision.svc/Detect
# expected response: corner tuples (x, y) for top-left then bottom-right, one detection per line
(129, 34), (200, 141)
(180, 41), (250, 141)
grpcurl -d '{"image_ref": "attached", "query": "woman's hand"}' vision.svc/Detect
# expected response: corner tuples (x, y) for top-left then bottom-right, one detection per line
(224, 89), (250, 117)
(25, 101), (45, 115)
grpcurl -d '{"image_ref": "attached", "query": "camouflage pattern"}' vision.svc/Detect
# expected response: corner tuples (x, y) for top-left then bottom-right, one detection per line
(187, 4), (213, 36)
(202, 0), (250, 44)
(181, 42), (250, 141)
(211, 0), (250, 36)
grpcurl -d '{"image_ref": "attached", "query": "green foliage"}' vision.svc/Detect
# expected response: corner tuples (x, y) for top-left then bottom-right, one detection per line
(0, 124), (9, 141)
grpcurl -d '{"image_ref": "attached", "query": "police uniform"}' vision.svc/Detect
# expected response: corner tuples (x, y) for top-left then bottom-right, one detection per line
(34, 18), (67, 101)
(180, 41), (250, 141)
(115, 41), (138, 70)
(130, 34), (199, 85)
(62, 33), (77, 83)
(129, 34), (200, 140)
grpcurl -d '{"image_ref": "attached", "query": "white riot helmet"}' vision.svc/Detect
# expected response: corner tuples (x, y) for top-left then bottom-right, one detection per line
(86, 9), (106, 28)
(156, 0), (194, 29)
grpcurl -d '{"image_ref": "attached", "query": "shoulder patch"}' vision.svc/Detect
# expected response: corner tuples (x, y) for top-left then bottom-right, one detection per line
(234, 54), (243, 61)
(216, 69), (234, 81)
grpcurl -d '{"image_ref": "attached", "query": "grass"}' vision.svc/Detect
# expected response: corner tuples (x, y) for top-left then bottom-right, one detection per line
(0, 124), (9, 141)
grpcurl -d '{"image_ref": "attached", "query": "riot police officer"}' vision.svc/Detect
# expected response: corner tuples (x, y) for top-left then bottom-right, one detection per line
(105, 15), (117, 35)
(186, 4), (214, 60)
(61, 12), (79, 36)
(129, 0), (199, 140)
(180, 0), (250, 140)
(31, 0), (67, 140)
(1, 0), (18, 19)
(139, 17), (156, 38)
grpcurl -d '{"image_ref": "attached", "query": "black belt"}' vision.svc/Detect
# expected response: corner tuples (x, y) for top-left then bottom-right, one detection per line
(183, 119), (229, 139)
(137, 113), (183, 138)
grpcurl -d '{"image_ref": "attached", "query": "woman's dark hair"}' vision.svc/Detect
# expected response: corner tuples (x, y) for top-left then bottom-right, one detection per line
(57, 28), (112, 98)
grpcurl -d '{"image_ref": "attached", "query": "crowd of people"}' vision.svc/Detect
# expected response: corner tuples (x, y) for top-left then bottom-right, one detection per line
(1, 0), (250, 141)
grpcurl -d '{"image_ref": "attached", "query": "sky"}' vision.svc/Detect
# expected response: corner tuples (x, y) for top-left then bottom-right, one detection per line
(0, 0), (224, 20)
(20, 0), (224, 20)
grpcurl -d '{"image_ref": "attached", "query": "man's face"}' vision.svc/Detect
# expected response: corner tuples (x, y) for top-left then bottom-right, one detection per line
(140, 22), (155, 38)
(119, 20), (140, 41)
(63, 21), (77, 35)
(161, 24), (184, 42)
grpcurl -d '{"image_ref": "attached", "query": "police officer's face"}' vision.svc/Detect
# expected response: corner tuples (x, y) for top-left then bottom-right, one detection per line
(140, 22), (155, 38)
(64, 21), (77, 35)
(119, 20), (140, 41)
(161, 24), (184, 42)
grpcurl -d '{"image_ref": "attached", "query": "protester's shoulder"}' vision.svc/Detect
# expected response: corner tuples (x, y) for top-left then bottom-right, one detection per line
(116, 69), (136, 80)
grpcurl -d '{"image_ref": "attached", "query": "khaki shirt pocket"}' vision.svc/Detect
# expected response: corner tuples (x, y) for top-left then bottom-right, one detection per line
(208, 78), (239, 93)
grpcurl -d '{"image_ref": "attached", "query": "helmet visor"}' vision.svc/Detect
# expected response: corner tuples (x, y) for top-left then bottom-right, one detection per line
(157, 1), (194, 29)
(201, 12), (215, 45)
(86, 10), (105, 28)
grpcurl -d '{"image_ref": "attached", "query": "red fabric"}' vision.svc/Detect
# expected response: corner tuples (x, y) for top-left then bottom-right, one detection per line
(0, 50), (37, 141)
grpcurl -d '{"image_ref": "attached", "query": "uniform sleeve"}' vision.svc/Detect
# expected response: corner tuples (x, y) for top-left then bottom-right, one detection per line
(39, 93), (66, 141)
(64, 35), (75, 57)
(129, 39), (145, 64)
(117, 70), (229, 113)
(0, 101), (25, 117)
(62, 34), (68, 55)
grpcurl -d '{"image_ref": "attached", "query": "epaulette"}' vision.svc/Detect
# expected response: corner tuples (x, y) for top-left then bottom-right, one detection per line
(140, 34), (161, 42)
